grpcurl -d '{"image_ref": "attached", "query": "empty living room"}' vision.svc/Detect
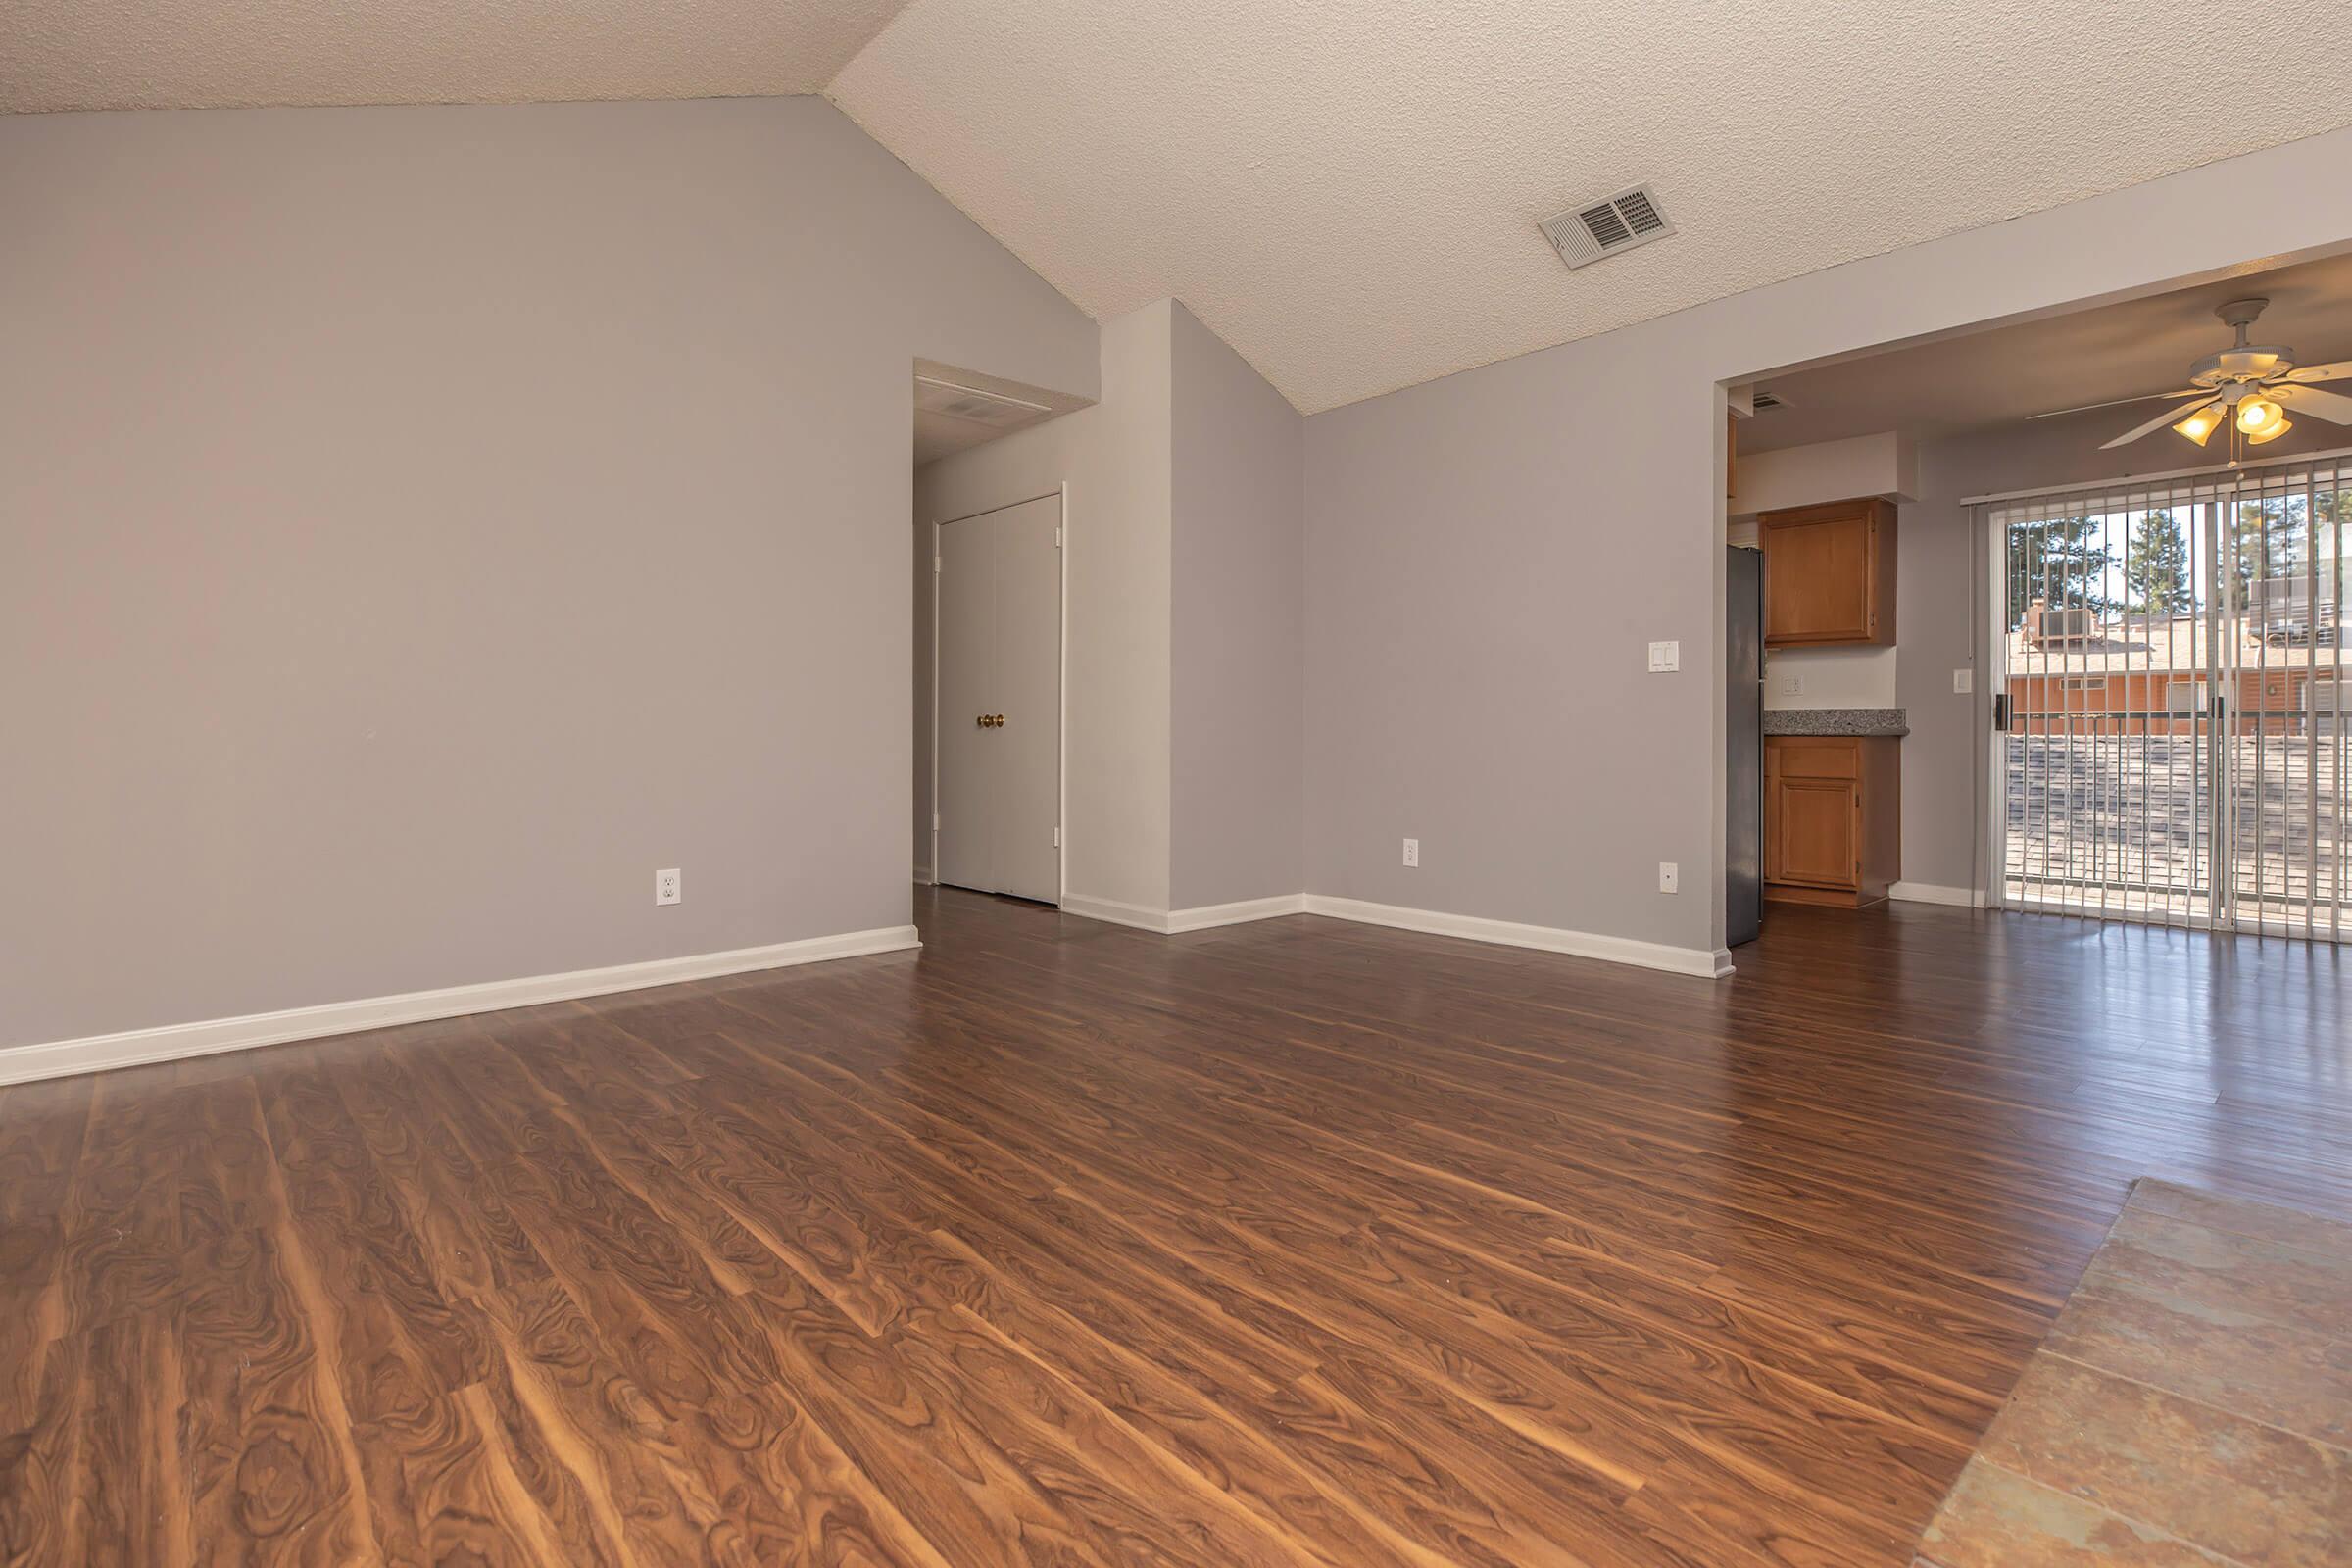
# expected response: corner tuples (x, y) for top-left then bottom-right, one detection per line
(8, 4), (2352, 1564)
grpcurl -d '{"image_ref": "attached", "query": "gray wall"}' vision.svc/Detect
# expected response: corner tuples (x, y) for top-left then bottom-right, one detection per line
(1897, 408), (2352, 894)
(1303, 332), (1725, 950)
(914, 303), (1175, 915)
(1303, 126), (2352, 963)
(1169, 302), (1304, 909)
(0, 96), (1096, 1051)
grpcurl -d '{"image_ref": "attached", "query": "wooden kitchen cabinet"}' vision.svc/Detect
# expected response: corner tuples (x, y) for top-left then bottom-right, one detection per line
(1764, 735), (1899, 906)
(1760, 497), (1895, 647)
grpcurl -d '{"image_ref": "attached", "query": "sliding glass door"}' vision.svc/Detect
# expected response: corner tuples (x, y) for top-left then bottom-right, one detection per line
(1988, 453), (2350, 938)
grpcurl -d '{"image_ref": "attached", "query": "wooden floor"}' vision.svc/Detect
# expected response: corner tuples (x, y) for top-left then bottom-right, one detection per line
(4, 888), (2349, 1566)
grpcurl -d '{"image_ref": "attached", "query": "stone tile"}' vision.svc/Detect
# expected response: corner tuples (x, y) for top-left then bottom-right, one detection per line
(2046, 1267), (2352, 1447)
(2129, 1180), (2352, 1257)
(2097, 1206), (2352, 1339)
(1978, 1355), (2352, 1568)
(1918, 1456), (2246, 1568)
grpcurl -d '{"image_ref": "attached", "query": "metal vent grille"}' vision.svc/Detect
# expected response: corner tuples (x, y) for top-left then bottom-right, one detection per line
(1750, 391), (1787, 412)
(1578, 201), (1630, 250)
(1615, 187), (1666, 237)
(1539, 183), (1677, 270)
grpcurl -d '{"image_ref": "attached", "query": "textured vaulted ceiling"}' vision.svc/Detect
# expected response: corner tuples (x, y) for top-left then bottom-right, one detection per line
(834, 1), (2352, 413)
(0, 0), (909, 113)
(15, 3), (2352, 416)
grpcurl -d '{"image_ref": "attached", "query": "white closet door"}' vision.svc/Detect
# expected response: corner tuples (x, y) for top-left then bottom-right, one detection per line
(990, 496), (1063, 902)
(934, 494), (1061, 901)
(935, 511), (997, 893)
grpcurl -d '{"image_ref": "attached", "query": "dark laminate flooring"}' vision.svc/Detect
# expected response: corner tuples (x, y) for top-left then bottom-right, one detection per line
(3, 886), (2347, 1565)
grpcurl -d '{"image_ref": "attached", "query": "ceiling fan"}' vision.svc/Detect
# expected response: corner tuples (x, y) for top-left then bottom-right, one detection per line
(2036, 298), (2352, 454)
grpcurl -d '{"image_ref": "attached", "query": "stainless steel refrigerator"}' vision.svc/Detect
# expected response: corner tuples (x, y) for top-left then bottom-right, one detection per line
(1726, 547), (1764, 946)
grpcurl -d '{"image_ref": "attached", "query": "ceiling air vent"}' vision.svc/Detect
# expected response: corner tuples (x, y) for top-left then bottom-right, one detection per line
(914, 375), (1052, 428)
(1539, 183), (1676, 270)
(1750, 390), (1787, 412)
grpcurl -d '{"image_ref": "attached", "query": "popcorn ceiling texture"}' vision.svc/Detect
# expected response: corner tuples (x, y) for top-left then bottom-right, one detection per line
(1, 0), (910, 113)
(830, 0), (2352, 413)
(12, 0), (2352, 416)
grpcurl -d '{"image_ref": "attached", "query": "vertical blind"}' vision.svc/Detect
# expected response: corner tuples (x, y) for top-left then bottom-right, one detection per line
(1984, 450), (2349, 939)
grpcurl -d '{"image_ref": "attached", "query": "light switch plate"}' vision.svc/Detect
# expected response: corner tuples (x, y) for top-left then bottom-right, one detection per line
(1647, 640), (1680, 673)
(1953, 668), (1974, 694)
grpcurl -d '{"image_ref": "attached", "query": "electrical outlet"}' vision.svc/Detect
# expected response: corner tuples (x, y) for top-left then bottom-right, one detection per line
(1780, 670), (1805, 696)
(655, 868), (681, 906)
(1646, 640), (1680, 673)
(1953, 668), (1974, 694)
(1401, 838), (1420, 868)
(1658, 861), (1679, 894)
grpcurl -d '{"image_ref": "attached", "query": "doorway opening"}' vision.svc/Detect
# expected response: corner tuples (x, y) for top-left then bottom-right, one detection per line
(908, 359), (1086, 911)
(1725, 246), (2352, 944)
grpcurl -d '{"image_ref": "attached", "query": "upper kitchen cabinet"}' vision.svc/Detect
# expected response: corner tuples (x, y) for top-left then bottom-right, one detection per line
(1760, 497), (1896, 647)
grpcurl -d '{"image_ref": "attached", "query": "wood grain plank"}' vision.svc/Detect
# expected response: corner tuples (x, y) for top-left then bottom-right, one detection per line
(13, 889), (2351, 1565)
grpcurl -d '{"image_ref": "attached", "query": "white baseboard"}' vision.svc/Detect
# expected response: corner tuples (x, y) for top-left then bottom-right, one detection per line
(1064, 892), (1309, 935)
(1063, 887), (1728, 977)
(913, 865), (935, 886)
(1058, 893), (1176, 933)
(1301, 895), (1733, 979)
(1166, 893), (1309, 933)
(0, 924), (923, 1088)
(1889, 880), (1986, 908)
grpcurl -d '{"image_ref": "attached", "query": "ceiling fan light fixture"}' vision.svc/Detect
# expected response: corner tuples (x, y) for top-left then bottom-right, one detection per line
(2245, 414), (2293, 445)
(2173, 405), (2224, 446)
(2236, 396), (2286, 436)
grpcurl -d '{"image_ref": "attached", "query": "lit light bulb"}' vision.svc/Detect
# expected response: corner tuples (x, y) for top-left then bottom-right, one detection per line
(2173, 406), (2223, 446)
(2246, 414), (2293, 446)
(2236, 396), (2284, 436)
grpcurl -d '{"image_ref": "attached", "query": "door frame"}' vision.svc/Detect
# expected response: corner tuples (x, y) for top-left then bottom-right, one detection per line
(929, 484), (1068, 905)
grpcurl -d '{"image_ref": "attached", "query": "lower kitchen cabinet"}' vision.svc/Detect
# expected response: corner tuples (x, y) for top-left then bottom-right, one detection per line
(1764, 735), (1900, 907)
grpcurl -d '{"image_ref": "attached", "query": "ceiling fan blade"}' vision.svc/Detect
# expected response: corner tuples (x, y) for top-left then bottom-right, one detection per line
(2102, 398), (2217, 450)
(2284, 360), (2352, 385)
(2031, 388), (2206, 420)
(2272, 382), (2352, 424)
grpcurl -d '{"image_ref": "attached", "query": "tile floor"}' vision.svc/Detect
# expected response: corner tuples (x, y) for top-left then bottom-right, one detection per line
(1914, 1178), (2352, 1567)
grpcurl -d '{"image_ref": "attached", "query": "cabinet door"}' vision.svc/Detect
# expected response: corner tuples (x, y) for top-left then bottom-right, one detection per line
(1760, 498), (1892, 647)
(1763, 510), (1871, 643)
(1771, 775), (1860, 889)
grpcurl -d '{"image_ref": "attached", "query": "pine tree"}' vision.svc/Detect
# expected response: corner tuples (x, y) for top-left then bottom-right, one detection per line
(2230, 497), (2306, 609)
(2124, 510), (2189, 615)
(2007, 515), (2114, 624)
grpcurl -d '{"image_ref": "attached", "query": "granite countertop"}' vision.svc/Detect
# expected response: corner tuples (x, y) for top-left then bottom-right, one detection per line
(1762, 707), (1908, 737)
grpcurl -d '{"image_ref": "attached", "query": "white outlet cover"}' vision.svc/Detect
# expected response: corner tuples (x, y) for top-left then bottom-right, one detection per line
(1658, 861), (1680, 894)
(655, 867), (682, 906)
(1953, 668), (1974, 694)
(1401, 837), (1420, 867)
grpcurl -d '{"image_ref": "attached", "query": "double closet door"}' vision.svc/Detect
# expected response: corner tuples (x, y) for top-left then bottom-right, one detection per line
(936, 495), (1061, 903)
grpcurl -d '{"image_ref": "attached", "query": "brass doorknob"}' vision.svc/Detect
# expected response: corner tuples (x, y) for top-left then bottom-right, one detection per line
(975, 714), (986, 727)
(994, 713), (1005, 727)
